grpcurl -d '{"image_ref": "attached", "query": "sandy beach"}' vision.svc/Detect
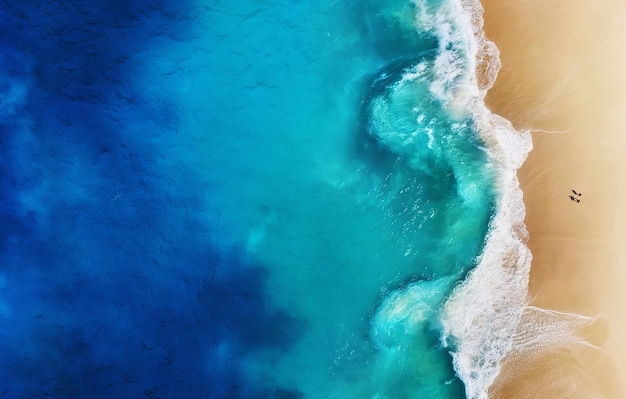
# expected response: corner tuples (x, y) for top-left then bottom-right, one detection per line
(480, 0), (626, 397)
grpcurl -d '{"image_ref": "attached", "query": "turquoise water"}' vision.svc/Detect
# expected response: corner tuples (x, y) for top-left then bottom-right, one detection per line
(197, 0), (496, 397)
(0, 0), (518, 398)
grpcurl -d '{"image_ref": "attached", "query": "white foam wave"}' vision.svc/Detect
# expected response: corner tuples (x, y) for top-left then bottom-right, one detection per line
(406, 1), (597, 398)
(410, 0), (500, 117)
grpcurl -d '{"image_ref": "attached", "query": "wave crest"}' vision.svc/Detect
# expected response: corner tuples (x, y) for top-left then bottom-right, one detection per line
(419, 1), (598, 398)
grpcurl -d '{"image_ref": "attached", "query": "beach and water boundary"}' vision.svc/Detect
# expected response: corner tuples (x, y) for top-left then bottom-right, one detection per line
(1, 0), (624, 397)
(481, 0), (626, 397)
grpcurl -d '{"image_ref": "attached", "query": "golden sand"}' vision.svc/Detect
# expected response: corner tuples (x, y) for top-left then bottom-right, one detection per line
(480, 0), (626, 397)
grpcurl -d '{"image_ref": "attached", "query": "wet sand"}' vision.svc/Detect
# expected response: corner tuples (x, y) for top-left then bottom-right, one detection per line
(480, 0), (626, 397)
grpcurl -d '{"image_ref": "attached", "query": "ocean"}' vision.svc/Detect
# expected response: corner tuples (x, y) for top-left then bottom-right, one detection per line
(1, 0), (536, 398)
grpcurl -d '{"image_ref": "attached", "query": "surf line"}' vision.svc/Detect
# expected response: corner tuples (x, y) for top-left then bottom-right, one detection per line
(432, 1), (599, 398)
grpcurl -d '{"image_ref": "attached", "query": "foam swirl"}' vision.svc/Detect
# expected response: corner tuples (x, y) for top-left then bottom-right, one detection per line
(408, 0), (534, 398)
(420, 1), (597, 398)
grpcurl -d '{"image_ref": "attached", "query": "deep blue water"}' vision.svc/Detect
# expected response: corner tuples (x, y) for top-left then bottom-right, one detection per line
(0, 0), (497, 397)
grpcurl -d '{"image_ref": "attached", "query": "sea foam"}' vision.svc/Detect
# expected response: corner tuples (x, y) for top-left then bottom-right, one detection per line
(409, 1), (598, 398)
(420, 0), (533, 396)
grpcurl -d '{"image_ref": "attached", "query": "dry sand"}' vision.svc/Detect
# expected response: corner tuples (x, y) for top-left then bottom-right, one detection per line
(479, 0), (626, 397)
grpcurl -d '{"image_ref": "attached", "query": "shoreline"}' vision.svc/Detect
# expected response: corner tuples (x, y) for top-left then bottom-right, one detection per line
(479, 0), (626, 397)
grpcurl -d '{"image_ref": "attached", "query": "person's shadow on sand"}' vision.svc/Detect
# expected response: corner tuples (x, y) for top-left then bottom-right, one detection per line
(569, 189), (582, 203)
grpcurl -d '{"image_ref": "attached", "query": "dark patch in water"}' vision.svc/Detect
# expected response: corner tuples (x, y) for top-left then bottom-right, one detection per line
(0, 1), (305, 398)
